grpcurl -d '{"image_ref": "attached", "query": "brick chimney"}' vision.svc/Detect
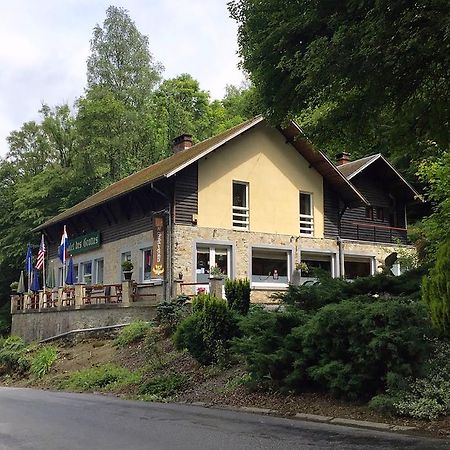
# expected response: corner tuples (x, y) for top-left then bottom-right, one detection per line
(335, 152), (351, 166)
(172, 134), (193, 153)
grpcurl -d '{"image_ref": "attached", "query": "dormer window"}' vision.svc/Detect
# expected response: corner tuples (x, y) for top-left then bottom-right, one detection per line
(232, 181), (249, 230)
(299, 192), (314, 236)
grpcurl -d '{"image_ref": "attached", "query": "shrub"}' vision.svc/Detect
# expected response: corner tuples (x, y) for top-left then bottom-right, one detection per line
(225, 278), (251, 315)
(0, 335), (30, 374)
(174, 295), (240, 365)
(63, 364), (140, 391)
(422, 239), (450, 336)
(155, 295), (189, 334)
(298, 297), (433, 399)
(138, 373), (189, 399)
(233, 307), (308, 389)
(30, 346), (58, 378)
(114, 321), (152, 347)
(0, 303), (11, 336)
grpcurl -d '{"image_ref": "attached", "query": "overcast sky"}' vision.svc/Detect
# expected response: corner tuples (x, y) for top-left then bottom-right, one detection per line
(0, 0), (244, 156)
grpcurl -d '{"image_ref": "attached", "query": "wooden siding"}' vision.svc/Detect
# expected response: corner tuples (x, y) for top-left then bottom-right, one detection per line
(174, 163), (198, 225)
(324, 176), (407, 244)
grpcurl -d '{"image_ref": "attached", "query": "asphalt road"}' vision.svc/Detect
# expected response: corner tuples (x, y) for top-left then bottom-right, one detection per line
(0, 388), (448, 450)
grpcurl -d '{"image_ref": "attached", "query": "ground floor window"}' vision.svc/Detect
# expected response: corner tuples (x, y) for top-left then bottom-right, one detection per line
(344, 256), (374, 280)
(141, 248), (152, 282)
(196, 245), (231, 285)
(251, 247), (291, 288)
(80, 261), (92, 284)
(301, 252), (334, 278)
(94, 258), (104, 284)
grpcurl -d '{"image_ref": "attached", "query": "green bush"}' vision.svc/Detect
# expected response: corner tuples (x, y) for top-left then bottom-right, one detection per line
(138, 373), (189, 399)
(0, 335), (30, 374)
(422, 239), (450, 336)
(296, 297), (433, 399)
(174, 295), (240, 365)
(114, 321), (152, 347)
(370, 340), (450, 419)
(233, 307), (308, 389)
(225, 278), (251, 315)
(0, 303), (11, 336)
(63, 364), (140, 391)
(155, 295), (189, 333)
(30, 346), (58, 378)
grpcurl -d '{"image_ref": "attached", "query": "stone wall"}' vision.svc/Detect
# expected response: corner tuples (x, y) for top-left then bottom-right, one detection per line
(172, 224), (413, 303)
(12, 304), (156, 342)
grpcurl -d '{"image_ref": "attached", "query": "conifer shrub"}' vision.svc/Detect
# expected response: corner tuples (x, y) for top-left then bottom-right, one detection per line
(174, 295), (240, 365)
(155, 295), (189, 334)
(422, 239), (450, 336)
(225, 278), (251, 315)
(0, 335), (30, 374)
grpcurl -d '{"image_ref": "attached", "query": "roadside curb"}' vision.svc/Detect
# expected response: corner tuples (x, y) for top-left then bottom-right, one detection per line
(181, 402), (417, 433)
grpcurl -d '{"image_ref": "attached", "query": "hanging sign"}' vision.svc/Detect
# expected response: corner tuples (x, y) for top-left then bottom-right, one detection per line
(152, 215), (165, 277)
(68, 231), (101, 255)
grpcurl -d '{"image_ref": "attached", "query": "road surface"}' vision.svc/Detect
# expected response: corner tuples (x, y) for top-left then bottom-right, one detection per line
(0, 388), (447, 449)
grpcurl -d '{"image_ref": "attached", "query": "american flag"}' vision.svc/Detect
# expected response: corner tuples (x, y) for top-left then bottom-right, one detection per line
(36, 234), (46, 270)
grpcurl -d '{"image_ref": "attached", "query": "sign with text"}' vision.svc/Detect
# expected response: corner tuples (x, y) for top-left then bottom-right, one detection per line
(69, 231), (101, 255)
(152, 215), (165, 278)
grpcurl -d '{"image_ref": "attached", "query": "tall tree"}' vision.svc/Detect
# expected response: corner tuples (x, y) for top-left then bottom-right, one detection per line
(87, 5), (162, 107)
(229, 0), (450, 167)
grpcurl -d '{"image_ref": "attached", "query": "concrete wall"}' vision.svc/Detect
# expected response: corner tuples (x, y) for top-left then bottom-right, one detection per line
(172, 224), (412, 303)
(197, 122), (325, 238)
(12, 304), (156, 342)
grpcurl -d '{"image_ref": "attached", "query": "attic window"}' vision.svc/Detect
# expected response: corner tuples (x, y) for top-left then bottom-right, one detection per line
(299, 192), (314, 236)
(232, 181), (249, 230)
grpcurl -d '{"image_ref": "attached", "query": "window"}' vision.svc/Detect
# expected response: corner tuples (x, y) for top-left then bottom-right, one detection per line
(365, 207), (374, 220)
(344, 256), (374, 280)
(251, 248), (291, 288)
(299, 192), (314, 236)
(142, 248), (152, 282)
(196, 245), (230, 285)
(376, 207), (384, 221)
(301, 252), (333, 277)
(73, 264), (79, 284)
(80, 261), (92, 284)
(232, 181), (249, 229)
(94, 258), (104, 284)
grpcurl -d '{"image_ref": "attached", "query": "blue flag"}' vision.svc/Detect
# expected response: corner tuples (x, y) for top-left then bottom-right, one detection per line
(58, 225), (69, 264)
(26, 244), (33, 274)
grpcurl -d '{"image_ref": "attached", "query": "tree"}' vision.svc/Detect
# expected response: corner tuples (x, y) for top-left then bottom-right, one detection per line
(422, 239), (450, 337)
(87, 5), (162, 107)
(229, 0), (450, 167)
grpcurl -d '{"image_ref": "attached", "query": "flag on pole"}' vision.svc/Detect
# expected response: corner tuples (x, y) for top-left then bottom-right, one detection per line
(58, 225), (69, 264)
(26, 244), (33, 274)
(36, 235), (46, 270)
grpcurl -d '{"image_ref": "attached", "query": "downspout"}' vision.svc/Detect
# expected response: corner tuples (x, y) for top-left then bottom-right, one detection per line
(337, 202), (348, 278)
(151, 183), (172, 300)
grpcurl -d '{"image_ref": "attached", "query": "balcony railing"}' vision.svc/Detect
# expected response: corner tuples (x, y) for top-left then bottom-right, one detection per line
(352, 222), (407, 244)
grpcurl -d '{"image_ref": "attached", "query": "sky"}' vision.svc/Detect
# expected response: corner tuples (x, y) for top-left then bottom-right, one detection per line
(0, 0), (244, 156)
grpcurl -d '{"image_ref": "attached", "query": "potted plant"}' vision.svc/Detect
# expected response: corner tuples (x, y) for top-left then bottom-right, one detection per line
(122, 260), (134, 281)
(10, 281), (19, 293)
(209, 265), (225, 279)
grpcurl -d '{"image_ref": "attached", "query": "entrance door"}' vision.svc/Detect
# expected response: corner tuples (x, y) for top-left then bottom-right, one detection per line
(196, 245), (231, 289)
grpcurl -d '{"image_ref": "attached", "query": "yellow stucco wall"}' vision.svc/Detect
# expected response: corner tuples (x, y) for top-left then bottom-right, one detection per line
(197, 123), (324, 237)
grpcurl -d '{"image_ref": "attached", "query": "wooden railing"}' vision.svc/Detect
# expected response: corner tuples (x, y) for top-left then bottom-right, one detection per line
(352, 222), (407, 243)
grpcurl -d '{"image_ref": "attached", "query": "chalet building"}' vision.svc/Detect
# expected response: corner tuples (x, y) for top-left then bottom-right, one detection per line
(11, 116), (421, 340)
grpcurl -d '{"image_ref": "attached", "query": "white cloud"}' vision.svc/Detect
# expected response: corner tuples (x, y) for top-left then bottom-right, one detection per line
(0, 0), (243, 156)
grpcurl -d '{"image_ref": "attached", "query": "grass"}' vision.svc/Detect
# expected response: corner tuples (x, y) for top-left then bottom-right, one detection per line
(30, 346), (58, 378)
(138, 373), (190, 400)
(62, 364), (141, 391)
(114, 321), (153, 347)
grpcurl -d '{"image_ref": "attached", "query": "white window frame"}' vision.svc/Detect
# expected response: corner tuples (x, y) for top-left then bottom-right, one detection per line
(232, 181), (249, 230)
(94, 258), (104, 284)
(299, 192), (314, 236)
(251, 247), (292, 290)
(141, 248), (152, 283)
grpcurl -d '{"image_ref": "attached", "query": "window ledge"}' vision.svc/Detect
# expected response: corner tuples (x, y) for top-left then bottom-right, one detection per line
(251, 282), (289, 291)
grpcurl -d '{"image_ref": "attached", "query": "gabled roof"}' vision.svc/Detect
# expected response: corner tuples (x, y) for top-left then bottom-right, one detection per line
(35, 116), (368, 232)
(337, 153), (423, 202)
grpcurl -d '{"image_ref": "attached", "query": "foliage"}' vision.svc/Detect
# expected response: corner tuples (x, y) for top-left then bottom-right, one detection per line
(422, 239), (450, 336)
(230, 0), (450, 169)
(0, 336), (30, 374)
(63, 364), (140, 391)
(174, 295), (240, 365)
(298, 297), (432, 399)
(370, 340), (450, 419)
(0, 303), (10, 336)
(30, 346), (58, 378)
(233, 307), (308, 389)
(138, 373), (189, 399)
(155, 295), (189, 334)
(225, 278), (251, 315)
(114, 321), (152, 347)
(121, 260), (133, 272)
